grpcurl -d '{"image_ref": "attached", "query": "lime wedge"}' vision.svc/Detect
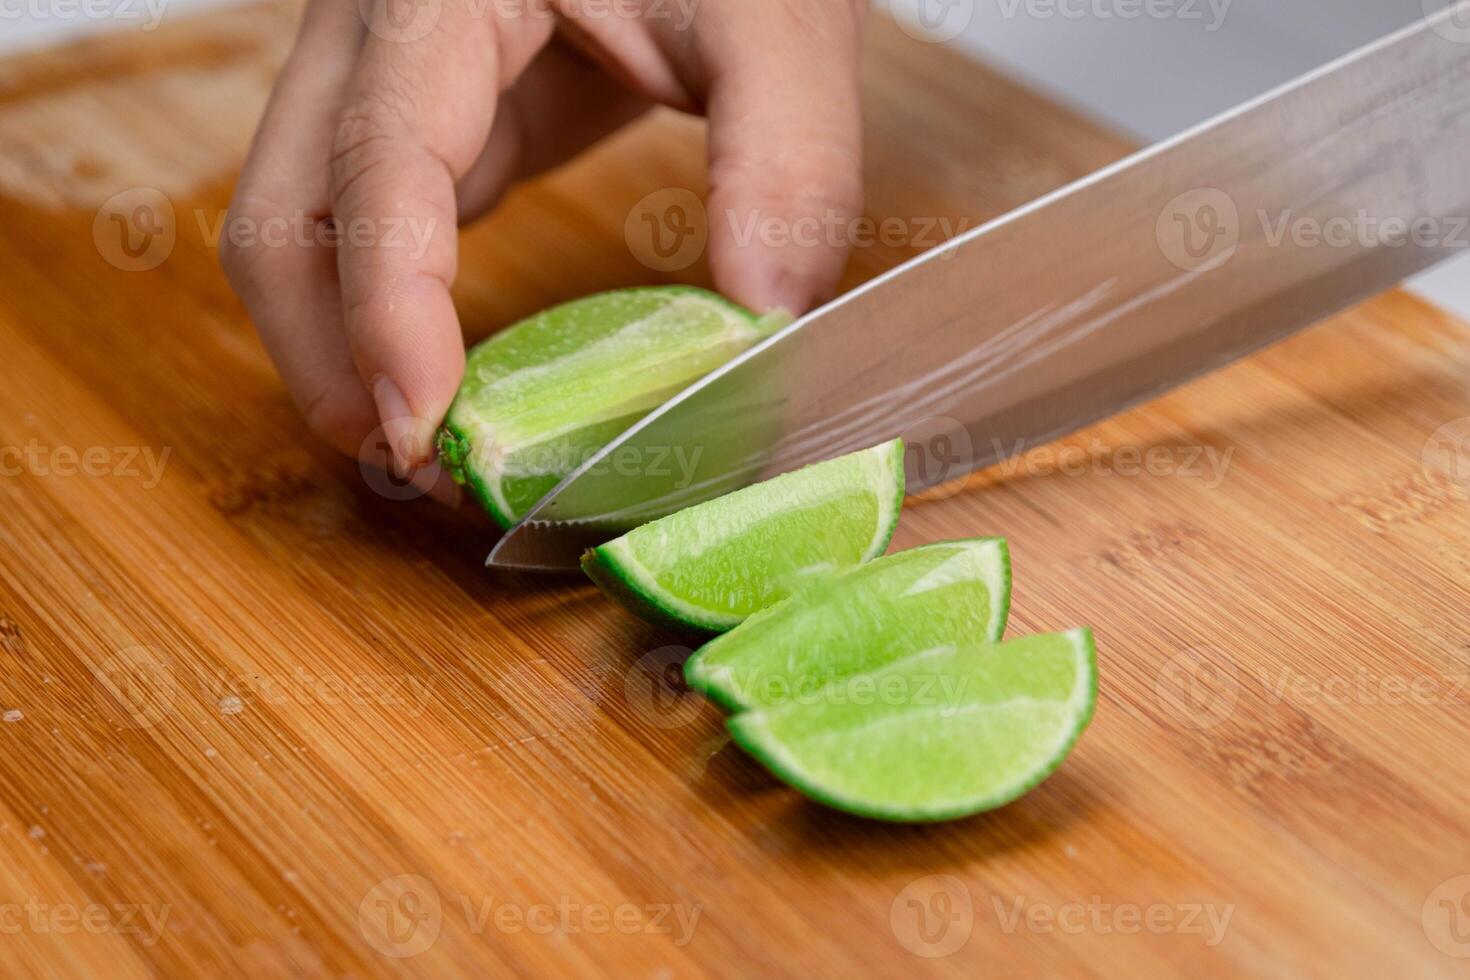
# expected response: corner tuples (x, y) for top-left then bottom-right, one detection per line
(439, 287), (788, 528)
(582, 440), (905, 632)
(685, 538), (1010, 711)
(727, 629), (1097, 822)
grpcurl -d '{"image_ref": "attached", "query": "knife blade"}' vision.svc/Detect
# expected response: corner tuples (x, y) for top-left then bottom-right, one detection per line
(490, 5), (1470, 571)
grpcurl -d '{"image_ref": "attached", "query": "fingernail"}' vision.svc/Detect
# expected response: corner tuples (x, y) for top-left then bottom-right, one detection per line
(745, 268), (817, 318)
(372, 374), (434, 479)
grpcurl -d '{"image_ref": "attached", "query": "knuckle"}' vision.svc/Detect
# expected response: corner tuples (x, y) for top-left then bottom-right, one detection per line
(329, 96), (413, 204)
(217, 198), (271, 285)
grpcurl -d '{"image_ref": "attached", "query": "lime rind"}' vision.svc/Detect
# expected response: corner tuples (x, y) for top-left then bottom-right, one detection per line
(684, 537), (1012, 712)
(726, 629), (1097, 822)
(584, 439), (906, 632)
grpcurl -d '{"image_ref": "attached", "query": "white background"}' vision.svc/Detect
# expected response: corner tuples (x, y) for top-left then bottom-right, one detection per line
(4, 0), (1468, 312)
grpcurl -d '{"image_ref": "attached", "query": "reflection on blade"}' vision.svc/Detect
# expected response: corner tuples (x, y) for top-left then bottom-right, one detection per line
(491, 7), (1470, 570)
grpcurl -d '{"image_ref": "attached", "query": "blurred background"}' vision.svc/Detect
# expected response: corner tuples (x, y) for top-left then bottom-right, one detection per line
(5, 0), (1466, 306)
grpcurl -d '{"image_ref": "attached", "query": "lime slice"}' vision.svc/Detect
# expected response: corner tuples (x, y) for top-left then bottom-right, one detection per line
(439, 287), (788, 528)
(727, 629), (1097, 822)
(685, 538), (1010, 711)
(582, 440), (905, 632)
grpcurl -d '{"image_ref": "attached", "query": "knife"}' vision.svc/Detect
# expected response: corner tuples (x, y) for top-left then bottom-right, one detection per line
(490, 5), (1470, 571)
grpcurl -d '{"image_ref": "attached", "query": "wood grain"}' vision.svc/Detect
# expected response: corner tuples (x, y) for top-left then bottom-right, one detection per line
(0, 5), (1468, 977)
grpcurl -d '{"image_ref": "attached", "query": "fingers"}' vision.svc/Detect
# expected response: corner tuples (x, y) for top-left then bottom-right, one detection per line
(698, 1), (867, 315)
(222, 0), (375, 457)
(455, 41), (652, 223)
(329, 1), (554, 475)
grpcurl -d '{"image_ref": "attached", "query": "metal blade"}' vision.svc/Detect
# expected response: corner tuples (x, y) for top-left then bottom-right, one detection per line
(491, 6), (1470, 570)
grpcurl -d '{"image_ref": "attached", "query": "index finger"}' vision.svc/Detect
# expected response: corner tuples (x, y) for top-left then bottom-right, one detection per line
(329, 0), (553, 474)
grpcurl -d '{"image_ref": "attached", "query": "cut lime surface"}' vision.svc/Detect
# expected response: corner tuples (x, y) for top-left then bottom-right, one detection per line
(727, 629), (1097, 822)
(685, 538), (1010, 712)
(582, 440), (905, 632)
(439, 287), (787, 528)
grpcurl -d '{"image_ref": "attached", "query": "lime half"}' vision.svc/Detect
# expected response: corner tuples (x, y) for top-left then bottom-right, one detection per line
(582, 440), (905, 632)
(685, 538), (1010, 711)
(728, 629), (1097, 822)
(439, 287), (787, 528)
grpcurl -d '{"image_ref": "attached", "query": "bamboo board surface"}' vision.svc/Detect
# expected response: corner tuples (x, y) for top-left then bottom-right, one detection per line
(1, 4), (1469, 977)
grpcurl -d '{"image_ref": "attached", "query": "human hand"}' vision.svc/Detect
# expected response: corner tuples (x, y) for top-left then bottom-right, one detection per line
(221, 0), (867, 494)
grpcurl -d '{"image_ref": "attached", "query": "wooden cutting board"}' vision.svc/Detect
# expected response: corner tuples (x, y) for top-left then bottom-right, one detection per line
(1, 5), (1469, 976)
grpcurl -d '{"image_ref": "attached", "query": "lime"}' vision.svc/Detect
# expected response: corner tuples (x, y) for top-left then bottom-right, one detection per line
(582, 440), (905, 632)
(439, 287), (788, 528)
(685, 538), (1010, 711)
(727, 629), (1097, 822)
